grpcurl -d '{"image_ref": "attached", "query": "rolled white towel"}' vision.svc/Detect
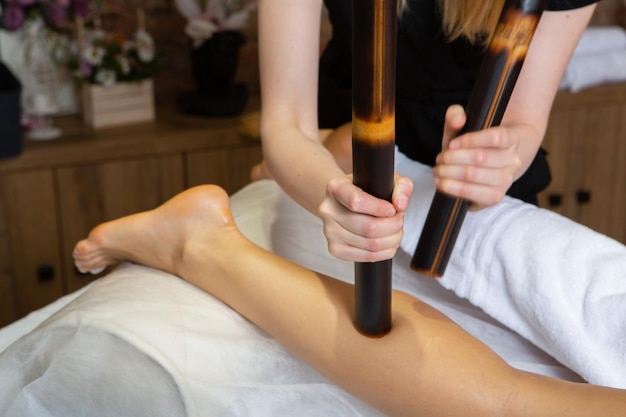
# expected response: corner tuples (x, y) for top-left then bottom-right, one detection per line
(572, 26), (626, 57)
(397, 151), (626, 389)
(560, 48), (626, 92)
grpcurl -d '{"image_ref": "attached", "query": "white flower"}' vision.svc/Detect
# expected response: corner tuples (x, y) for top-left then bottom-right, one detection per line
(221, 7), (254, 31)
(85, 28), (106, 43)
(185, 18), (219, 47)
(116, 55), (130, 75)
(135, 29), (155, 62)
(205, 0), (227, 26)
(175, 0), (256, 46)
(95, 69), (117, 87)
(173, 0), (202, 20)
(83, 45), (106, 65)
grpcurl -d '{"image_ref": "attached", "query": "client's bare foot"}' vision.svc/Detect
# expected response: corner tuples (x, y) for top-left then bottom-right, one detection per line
(73, 185), (240, 277)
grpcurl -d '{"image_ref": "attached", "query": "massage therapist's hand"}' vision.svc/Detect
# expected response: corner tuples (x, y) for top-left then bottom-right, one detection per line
(318, 174), (413, 263)
(433, 104), (523, 209)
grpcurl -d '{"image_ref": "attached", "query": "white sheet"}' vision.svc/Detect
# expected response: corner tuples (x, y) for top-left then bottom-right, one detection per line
(1, 172), (591, 416)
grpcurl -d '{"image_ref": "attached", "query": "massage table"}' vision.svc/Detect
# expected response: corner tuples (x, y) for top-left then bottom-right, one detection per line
(5, 147), (626, 416)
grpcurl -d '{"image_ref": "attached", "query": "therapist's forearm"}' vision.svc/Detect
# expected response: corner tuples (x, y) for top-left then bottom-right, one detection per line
(262, 123), (346, 216)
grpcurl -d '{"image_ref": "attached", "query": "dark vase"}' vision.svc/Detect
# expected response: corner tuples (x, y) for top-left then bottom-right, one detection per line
(179, 30), (248, 117)
(0, 62), (22, 159)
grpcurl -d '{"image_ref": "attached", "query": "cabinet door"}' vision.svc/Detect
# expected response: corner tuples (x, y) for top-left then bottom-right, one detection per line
(186, 144), (262, 195)
(57, 155), (186, 293)
(539, 109), (579, 218)
(0, 188), (14, 326)
(0, 170), (64, 325)
(540, 88), (626, 244)
(573, 104), (626, 241)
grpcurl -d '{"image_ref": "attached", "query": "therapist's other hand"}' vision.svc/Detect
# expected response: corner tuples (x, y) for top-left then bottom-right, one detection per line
(434, 105), (522, 209)
(319, 174), (413, 263)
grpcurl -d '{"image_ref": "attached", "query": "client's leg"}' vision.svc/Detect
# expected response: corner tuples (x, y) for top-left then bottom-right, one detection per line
(73, 185), (626, 417)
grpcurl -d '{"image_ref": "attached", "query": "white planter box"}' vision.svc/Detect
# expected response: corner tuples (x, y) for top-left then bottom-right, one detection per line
(81, 79), (155, 128)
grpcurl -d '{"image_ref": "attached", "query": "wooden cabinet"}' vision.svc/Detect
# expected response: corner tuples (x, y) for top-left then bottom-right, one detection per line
(0, 170), (64, 319)
(539, 83), (626, 243)
(56, 155), (187, 294)
(0, 106), (262, 326)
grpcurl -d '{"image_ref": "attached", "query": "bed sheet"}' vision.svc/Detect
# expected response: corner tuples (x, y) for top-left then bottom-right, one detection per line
(0, 179), (584, 417)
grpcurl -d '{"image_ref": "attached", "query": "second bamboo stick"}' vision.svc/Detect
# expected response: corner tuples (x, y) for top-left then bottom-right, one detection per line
(411, 0), (548, 278)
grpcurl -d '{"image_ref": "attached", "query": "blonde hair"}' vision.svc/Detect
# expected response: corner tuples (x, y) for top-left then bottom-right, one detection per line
(398, 0), (506, 44)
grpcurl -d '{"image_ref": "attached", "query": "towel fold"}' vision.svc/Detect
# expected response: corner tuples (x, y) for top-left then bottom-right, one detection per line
(397, 151), (626, 389)
(560, 48), (626, 92)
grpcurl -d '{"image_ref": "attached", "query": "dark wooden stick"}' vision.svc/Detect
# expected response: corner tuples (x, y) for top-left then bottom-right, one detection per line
(352, 0), (398, 335)
(411, 0), (548, 277)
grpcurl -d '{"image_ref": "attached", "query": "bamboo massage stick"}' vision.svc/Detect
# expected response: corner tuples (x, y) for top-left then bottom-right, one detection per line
(352, 0), (398, 335)
(411, 0), (548, 277)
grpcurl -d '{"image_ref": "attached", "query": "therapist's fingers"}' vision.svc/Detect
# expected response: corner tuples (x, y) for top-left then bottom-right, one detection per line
(319, 176), (404, 262)
(322, 214), (404, 262)
(323, 175), (397, 218)
(391, 174), (414, 213)
(434, 125), (523, 208)
(433, 175), (509, 209)
(441, 105), (466, 150)
(434, 164), (515, 188)
(446, 124), (520, 151)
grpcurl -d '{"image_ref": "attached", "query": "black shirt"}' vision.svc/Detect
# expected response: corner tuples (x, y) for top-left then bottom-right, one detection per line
(318, 0), (598, 203)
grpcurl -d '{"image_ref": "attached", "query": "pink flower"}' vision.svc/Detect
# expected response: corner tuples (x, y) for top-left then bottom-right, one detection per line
(79, 59), (93, 78)
(72, 0), (91, 17)
(1, 0), (95, 31)
(44, 2), (68, 28)
(1, 4), (25, 30)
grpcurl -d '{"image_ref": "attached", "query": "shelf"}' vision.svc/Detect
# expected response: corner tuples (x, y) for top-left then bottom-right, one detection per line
(0, 101), (261, 174)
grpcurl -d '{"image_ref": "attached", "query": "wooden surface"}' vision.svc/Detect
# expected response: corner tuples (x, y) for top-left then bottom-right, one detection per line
(0, 104), (262, 326)
(0, 105), (261, 175)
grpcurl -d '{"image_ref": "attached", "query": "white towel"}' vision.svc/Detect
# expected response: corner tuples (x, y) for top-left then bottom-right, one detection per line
(397, 151), (626, 389)
(560, 48), (626, 92)
(571, 26), (626, 57)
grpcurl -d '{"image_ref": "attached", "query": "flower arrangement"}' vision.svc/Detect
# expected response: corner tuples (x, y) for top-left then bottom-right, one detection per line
(174, 0), (256, 48)
(0, 0), (94, 32)
(62, 12), (161, 86)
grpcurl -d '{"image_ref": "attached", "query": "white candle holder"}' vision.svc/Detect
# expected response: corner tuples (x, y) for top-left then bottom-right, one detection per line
(25, 94), (62, 141)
